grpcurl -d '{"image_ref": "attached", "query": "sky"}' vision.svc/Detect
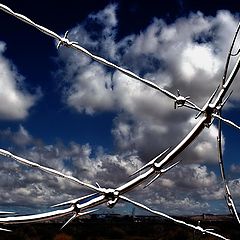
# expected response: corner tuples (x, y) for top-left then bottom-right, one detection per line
(0, 0), (240, 218)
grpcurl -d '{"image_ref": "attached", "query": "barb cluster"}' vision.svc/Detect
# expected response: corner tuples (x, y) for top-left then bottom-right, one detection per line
(0, 3), (240, 239)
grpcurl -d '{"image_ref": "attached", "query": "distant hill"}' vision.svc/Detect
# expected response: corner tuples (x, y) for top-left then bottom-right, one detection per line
(0, 214), (239, 240)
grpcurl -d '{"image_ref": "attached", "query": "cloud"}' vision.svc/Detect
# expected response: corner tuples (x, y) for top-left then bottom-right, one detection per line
(230, 164), (240, 173)
(0, 41), (40, 120)
(0, 125), (33, 147)
(228, 179), (240, 198)
(0, 130), (143, 208)
(170, 164), (217, 190)
(147, 195), (210, 215)
(66, 62), (115, 114)
(0, 126), (237, 216)
(49, 7), (240, 215)
(57, 4), (118, 115)
(1, 6), (239, 217)
(127, 163), (237, 215)
(56, 8), (239, 167)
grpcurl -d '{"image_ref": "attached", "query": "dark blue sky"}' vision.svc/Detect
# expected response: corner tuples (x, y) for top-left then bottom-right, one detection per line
(0, 0), (240, 216)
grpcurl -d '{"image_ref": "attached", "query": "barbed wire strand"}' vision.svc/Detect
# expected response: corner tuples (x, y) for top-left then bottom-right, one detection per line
(0, 3), (238, 238)
(120, 196), (229, 240)
(0, 3), (200, 112)
(0, 148), (100, 193)
(216, 21), (240, 224)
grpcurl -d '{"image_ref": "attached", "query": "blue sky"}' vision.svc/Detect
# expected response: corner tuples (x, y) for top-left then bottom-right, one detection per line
(0, 0), (240, 217)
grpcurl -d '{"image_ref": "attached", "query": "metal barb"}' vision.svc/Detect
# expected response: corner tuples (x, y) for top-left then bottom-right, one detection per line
(143, 161), (180, 188)
(230, 48), (240, 57)
(57, 30), (78, 49)
(174, 90), (192, 109)
(96, 182), (101, 189)
(60, 209), (98, 230)
(161, 160), (180, 173)
(60, 213), (77, 230)
(131, 147), (171, 176)
(195, 85), (220, 119)
(143, 173), (160, 188)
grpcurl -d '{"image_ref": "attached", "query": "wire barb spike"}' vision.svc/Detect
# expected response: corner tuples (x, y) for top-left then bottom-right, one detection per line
(0, 211), (15, 215)
(57, 30), (78, 49)
(60, 209), (98, 230)
(195, 85), (220, 119)
(60, 213), (77, 230)
(174, 90), (192, 109)
(161, 160), (180, 173)
(130, 147), (171, 176)
(230, 48), (240, 56)
(143, 173), (160, 188)
(143, 161), (180, 188)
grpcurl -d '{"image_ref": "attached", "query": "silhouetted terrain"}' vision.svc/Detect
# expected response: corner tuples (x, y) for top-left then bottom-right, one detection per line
(0, 215), (239, 240)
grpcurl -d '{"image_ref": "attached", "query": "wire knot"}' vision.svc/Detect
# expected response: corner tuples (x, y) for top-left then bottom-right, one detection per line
(57, 30), (78, 49)
(174, 90), (190, 109)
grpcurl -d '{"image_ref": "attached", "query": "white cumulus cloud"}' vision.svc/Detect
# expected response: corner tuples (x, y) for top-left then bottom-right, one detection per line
(0, 41), (40, 120)
(56, 7), (239, 167)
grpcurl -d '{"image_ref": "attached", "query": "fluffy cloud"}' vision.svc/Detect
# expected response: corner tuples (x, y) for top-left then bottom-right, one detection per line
(147, 196), (210, 215)
(57, 7), (239, 166)
(0, 126), (238, 216)
(0, 41), (40, 120)
(0, 125), (33, 146)
(50, 6), (240, 215)
(230, 164), (240, 173)
(0, 127), (142, 208)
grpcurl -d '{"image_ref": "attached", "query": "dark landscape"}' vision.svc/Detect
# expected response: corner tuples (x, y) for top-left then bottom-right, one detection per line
(0, 214), (239, 240)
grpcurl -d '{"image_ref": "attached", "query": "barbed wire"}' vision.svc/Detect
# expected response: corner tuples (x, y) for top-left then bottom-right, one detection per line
(120, 196), (229, 240)
(216, 22), (240, 224)
(0, 3), (240, 239)
(0, 3), (200, 112)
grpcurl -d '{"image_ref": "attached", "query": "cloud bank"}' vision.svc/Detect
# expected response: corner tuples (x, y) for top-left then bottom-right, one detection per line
(1, 5), (240, 216)
(58, 5), (239, 164)
(55, 5), (240, 214)
(0, 41), (40, 120)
